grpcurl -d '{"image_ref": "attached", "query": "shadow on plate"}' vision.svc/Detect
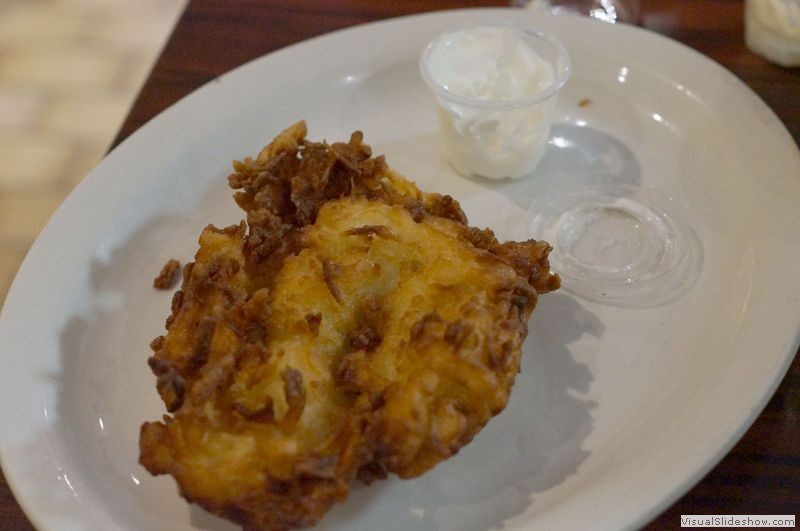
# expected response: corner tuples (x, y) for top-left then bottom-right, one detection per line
(377, 123), (641, 245)
(318, 292), (602, 531)
(30, 214), (215, 529)
(461, 123), (643, 212)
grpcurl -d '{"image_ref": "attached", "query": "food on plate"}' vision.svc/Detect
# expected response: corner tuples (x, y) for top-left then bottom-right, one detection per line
(139, 121), (559, 530)
(153, 258), (181, 289)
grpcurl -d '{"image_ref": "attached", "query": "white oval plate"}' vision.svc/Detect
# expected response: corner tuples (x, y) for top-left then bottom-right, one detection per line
(1, 8), (799, 531)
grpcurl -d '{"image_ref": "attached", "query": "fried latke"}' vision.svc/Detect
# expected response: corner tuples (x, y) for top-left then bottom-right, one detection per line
(140, 122), (559, 530)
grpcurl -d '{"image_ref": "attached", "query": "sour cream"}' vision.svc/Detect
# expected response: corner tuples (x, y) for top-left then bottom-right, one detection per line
(420, 24), (570, 180)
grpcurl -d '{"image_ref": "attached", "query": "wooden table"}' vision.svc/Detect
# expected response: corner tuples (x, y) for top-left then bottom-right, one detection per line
(2, 0), (798, 528)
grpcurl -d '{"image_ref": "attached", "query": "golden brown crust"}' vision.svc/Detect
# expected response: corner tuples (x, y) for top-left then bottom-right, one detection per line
(140, 121), (559, 530)
(153, 258), (181, 289)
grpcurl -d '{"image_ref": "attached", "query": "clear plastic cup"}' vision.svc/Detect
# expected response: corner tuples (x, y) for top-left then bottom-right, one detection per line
(526, 183), (704, 308)
(420, 23), (571, 180)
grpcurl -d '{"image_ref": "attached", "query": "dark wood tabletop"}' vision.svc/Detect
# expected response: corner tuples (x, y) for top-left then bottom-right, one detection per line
(2, 0), (798, 529)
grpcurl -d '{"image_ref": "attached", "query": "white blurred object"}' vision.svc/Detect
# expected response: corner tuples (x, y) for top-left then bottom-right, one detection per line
(745, 0), (800, 66)
(514, 0), (641, 24)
